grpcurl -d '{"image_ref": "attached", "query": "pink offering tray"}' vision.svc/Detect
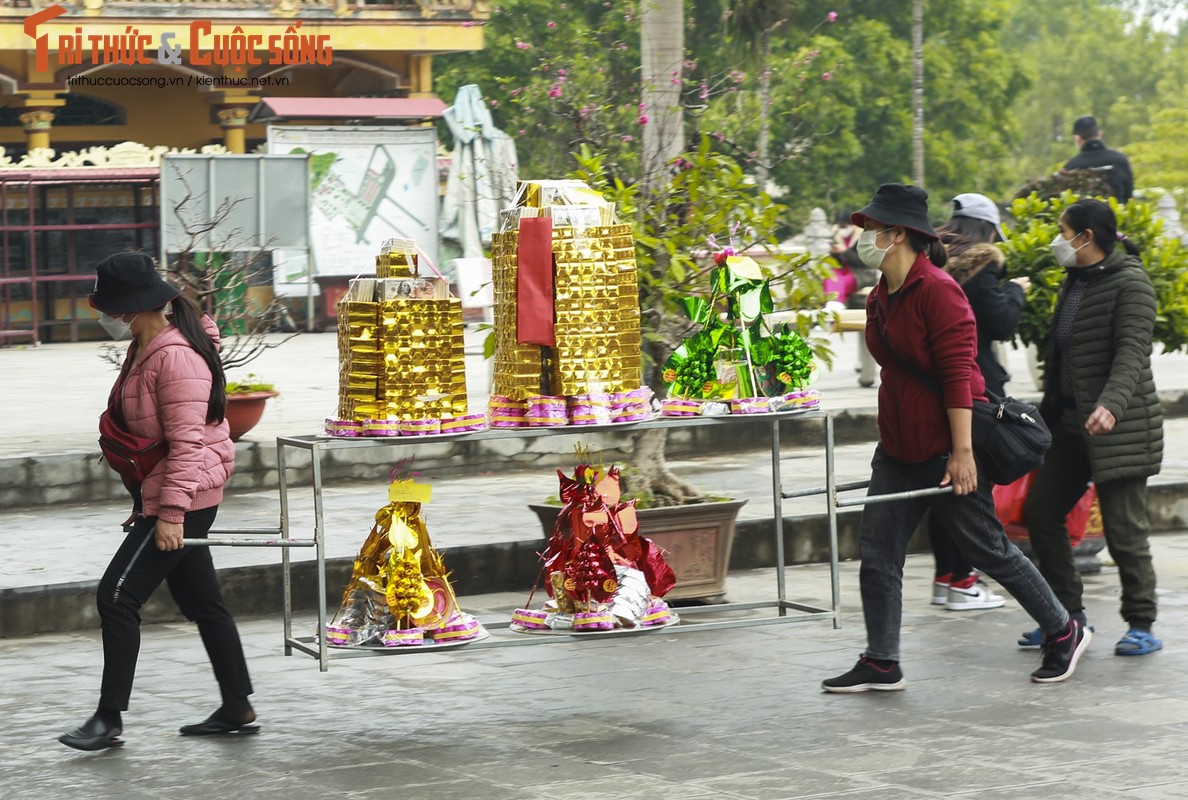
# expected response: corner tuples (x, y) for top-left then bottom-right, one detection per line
(363, 418), (402, 437)
(730, 397), (769, 415)
(323, 624), (357, 647)
(325, 419), (363, 437)
(489, 396), (527, 428)
(441, 413), (488, 434)
(572, 611), (615, 631)
(526, 395), (568, 427)
(568, 393), (612, 425)
(381, 628), (425, 647)
(399, 418), (442, 436)
(432, 613), (481, 641)
(640, 601), (674, 626)
(661, 398), (701, 417)
(613, 387), (654, 421)
(784, 389), (821, 409)
(511, 608), (550, 629)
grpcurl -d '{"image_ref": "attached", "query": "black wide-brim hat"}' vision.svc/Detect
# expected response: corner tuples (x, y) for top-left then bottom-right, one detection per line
(851, 183), (939, 240)
(88, 252), (180, 314)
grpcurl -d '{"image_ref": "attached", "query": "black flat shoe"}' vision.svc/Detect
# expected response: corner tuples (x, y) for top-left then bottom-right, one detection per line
(59, 716), (124, 751)
(179, 716), (260, 736)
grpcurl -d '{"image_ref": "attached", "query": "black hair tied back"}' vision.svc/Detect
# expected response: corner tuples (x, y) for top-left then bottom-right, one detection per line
(169, 294), (227, 423)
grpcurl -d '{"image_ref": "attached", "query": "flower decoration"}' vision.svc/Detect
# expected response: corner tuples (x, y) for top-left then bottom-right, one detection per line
(662, 235), (815, 400)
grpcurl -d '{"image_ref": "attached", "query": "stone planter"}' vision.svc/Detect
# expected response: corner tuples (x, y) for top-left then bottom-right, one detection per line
(225, 391), (277, 442)
(528, 499), (747, 602)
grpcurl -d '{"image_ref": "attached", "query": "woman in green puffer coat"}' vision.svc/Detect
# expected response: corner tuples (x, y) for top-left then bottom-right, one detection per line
(1022, 198), (1164, 657)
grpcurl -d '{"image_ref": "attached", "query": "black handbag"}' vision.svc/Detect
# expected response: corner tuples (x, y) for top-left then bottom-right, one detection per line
(881, 344), (1051, 485)
(968, 391), (1052, 485)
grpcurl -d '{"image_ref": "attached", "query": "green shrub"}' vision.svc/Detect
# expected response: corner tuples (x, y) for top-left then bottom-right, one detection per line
(1002, 191), (1188, 357)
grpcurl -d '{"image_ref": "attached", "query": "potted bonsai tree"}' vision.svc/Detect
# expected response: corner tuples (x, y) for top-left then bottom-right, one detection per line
(165, 167), (298, 441)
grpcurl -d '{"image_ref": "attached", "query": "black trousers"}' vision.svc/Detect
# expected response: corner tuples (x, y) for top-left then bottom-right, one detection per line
(96, 505), (253, 712)
(859, 445), (1068, 661)
(1022, 424), (1157, 629)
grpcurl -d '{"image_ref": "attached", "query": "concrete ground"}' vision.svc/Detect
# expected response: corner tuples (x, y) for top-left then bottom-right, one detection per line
(5, 327), (1188, 798)
(6, 538), (1188, 800)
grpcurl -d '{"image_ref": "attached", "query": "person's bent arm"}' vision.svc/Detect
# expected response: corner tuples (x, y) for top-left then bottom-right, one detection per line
(942, 407), (977, 495)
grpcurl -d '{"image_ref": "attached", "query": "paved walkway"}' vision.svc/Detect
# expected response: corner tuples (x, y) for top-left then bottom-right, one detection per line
(7, 538), (1188, 799)
(0, 327), (1044, 457)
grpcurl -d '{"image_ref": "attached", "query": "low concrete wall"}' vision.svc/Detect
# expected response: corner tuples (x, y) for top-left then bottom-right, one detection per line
(0, 412), (884, 510)
(7, 483), (1185, 639)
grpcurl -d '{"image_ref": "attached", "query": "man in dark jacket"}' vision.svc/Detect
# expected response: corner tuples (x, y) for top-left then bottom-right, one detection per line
(1063, 116), (1134, 202)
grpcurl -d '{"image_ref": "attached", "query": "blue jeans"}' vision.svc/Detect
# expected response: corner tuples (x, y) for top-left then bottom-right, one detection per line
(859, 445), (1069, 661)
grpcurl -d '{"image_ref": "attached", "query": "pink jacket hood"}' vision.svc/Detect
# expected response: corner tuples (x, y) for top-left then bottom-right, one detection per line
(114, 316), (235, 522)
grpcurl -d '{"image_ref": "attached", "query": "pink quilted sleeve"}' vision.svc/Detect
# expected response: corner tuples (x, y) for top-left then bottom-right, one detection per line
(155, 347), (214, 522)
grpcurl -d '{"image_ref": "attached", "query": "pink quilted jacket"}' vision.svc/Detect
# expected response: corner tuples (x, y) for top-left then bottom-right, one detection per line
(112, 317), (235, 523)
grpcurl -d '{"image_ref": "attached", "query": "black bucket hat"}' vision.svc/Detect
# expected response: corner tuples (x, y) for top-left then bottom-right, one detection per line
(851, 183), (939, 240)
(88, 252), (180, 314)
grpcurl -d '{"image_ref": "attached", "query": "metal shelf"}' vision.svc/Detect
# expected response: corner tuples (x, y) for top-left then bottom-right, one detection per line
(274, 410), (843, 671)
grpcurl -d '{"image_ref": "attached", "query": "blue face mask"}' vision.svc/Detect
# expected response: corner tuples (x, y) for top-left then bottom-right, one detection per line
(98, 312), (136, 341)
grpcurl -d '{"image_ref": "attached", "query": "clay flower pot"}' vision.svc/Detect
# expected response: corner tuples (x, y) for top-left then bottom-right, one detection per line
(224, 390), (278, 442)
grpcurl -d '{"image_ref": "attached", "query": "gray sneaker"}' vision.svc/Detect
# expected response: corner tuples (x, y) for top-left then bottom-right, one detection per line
(945, 580), (1006, 611)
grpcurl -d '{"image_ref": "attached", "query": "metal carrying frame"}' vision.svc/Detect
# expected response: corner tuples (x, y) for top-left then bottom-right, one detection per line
(184, 411), (949, 672)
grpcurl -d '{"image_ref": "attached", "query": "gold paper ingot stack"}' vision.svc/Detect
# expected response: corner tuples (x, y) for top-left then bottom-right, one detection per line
(337, 300), (382, 421)
(336, 241), (468, 421)
(490, 180), (642, 399)
(376, 237), (418, 278)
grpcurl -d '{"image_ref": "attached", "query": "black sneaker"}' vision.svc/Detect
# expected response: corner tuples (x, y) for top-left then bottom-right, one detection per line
(822, 656), (906, 693)
(1031, 619), (1092, 683)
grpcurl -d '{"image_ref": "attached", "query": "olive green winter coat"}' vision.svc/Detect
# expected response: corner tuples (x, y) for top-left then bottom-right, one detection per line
(1039, 247), (1163, 483)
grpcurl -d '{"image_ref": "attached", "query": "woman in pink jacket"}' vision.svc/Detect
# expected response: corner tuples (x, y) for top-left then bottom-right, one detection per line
(59, 252), (255, 751)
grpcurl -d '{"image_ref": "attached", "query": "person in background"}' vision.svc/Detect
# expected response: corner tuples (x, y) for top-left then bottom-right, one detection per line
(59, 252), (257, 751)
(821, 184), (1088, 693)
(927, 193), (1030, 611)
(1021, 198), (1163, 656)
(831, 209), (878, 387)
(824, 210), (859, 309)
(1064, 116), (1134, 203)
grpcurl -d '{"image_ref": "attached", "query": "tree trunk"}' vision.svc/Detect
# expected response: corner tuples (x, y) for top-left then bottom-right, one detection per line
(627, 428), (704, 507)
(756, 28), (772, 191)
(641, 0), (685, 191)
(911, 0), (925, 186)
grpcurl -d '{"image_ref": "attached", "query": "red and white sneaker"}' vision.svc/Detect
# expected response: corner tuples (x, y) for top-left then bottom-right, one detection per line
(945, 575), (1006, 611)
(931, 574), (951, 606)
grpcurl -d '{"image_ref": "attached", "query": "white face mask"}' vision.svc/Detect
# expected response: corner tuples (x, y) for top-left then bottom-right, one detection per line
(98, 312), (136, 341)
(857, 228), (894, 269)
(1050, 232), (1089, 268)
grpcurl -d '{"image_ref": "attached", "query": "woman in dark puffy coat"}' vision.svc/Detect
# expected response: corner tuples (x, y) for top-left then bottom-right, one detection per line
(1021, 198), (1164, 656)
(927, 194), (1030, 611)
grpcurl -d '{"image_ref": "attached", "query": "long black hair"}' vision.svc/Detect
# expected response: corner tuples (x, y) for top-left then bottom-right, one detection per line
(168, 293), (227, 423)
(1062, 198), (1141, 257)
(904, 228), (949, 268)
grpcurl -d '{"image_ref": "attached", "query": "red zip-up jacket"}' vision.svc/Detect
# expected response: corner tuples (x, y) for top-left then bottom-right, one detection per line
(865, 251), (986, 463)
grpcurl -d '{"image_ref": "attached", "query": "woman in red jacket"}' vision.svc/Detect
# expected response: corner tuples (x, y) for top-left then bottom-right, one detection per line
(59, 252), (256, 751)
(821, 185), (1088, 693)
